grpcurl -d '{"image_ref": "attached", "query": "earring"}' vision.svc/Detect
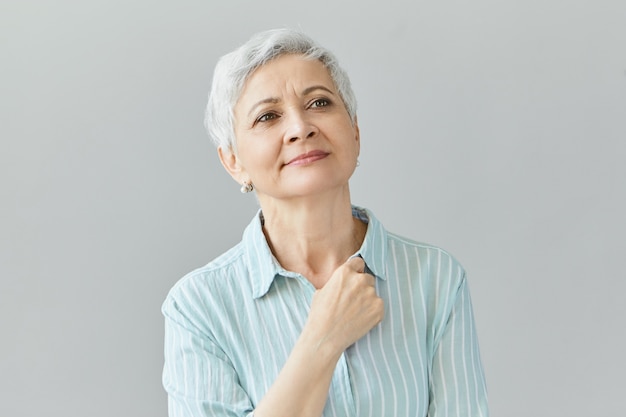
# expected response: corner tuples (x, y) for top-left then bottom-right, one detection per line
(240, 181), (254, 193)
(356, 159), (361, 167)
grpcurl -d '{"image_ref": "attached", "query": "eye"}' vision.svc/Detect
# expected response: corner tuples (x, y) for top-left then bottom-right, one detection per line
(309, 98), (330, 108)
(256, 112), (279, 124)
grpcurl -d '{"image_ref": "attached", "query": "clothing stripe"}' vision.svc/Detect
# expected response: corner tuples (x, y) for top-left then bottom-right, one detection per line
(162, 206), (489, 416)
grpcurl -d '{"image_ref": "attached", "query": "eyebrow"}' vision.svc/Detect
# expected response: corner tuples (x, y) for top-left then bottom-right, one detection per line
(247, 97), (280, 118)
(246, 85), (336, 118)
(302, 85), (335, 96)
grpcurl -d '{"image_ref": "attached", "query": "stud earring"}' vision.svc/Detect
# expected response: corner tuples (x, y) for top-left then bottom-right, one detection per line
(240, 181), (254, 193)
(356, 159), (361, 167)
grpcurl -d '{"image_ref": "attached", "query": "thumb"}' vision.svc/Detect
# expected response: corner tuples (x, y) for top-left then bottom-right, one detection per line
(345, 255), (365, 273)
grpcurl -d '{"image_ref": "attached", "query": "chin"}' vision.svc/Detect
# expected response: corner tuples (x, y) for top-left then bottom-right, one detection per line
(291, 178), (349, 197)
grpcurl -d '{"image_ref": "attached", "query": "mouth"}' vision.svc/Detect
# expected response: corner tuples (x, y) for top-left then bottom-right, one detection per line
(285, 150), (330, 166)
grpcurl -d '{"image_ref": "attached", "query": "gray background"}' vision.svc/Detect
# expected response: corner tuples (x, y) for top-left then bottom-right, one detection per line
(2, 0), (625, 415)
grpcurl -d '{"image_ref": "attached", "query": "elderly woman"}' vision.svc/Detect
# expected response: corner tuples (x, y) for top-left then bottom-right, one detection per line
(162, 28), (489, 417)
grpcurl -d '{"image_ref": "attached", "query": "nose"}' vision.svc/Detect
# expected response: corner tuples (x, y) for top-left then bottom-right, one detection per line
(284, 110), (319, 143)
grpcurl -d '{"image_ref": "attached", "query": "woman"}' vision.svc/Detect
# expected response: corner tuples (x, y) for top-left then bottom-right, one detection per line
(162, 28), (489, 417)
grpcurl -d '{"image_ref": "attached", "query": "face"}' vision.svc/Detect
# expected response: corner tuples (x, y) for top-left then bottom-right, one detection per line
(220, 54), (360, 202)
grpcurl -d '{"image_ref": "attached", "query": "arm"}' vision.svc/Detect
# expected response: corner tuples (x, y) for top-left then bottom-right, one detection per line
(163, 299), (255, 416)
(428, 276), (489, 417)
(254, 257), (383, 417)
(163, 257), (383, 417)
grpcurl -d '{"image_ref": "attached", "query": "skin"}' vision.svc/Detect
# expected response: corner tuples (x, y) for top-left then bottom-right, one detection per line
(219, 54), (384, 417)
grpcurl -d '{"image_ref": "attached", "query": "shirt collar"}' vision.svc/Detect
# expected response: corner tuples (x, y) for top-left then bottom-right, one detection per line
(243, 205), (388, 299)
(351, 205), (388, 282)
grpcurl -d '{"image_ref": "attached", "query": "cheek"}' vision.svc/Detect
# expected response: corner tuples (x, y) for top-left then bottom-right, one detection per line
(238, 140), (281, 173)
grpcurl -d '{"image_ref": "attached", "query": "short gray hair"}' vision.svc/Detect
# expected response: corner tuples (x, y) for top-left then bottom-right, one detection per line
(205, 28), (358, 151)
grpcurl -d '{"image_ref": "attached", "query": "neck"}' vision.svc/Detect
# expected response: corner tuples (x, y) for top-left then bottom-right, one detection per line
(257, 187), (366, 288)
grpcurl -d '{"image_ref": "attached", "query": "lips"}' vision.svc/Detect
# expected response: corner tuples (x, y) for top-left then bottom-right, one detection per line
(285, 150), (330, 166)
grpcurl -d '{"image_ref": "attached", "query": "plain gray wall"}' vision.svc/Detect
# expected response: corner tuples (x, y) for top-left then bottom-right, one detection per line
(2, 0), (625, 415)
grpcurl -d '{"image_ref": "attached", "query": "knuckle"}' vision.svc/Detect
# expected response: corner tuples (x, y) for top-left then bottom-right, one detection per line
(350, 256), (365, 270)
(364, 285), (377, 297)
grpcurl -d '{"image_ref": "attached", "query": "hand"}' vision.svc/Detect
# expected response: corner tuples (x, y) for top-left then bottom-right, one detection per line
(305, 257), (384, 355)
(254, 258), (383, 417)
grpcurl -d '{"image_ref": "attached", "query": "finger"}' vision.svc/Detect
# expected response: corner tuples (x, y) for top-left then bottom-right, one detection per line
(345, 256), (365, 272)
(357, 271), (376, 287)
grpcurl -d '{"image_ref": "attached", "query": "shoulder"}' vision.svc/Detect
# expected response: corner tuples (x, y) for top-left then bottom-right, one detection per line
(162, 242), (249, 316)
(357, 205), (466, 285)
(384, 231), (469, 340)
(383, 229), (468, 323)
(386, 231), (466, 278)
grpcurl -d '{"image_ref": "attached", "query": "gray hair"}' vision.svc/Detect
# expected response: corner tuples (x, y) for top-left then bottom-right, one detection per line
(205, 28), (358, 151)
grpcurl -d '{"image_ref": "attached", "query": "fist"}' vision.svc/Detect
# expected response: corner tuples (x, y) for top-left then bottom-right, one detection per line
(306, 257), (384, 353)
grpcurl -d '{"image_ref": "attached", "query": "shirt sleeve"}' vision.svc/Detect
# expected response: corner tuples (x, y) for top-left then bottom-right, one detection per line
(162, 294), (255, 417)
(428, 275), (490, 417)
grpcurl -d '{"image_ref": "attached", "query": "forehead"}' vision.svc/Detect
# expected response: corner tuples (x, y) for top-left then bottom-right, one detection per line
(236, 54), (335, 108)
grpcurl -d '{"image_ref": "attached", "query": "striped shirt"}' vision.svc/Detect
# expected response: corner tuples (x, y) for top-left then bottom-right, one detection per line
(162, 206), (489, 416)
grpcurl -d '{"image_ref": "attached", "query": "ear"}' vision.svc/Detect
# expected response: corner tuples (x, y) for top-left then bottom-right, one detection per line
(218, 146), (246, 184)
(353, 116), (361, 155)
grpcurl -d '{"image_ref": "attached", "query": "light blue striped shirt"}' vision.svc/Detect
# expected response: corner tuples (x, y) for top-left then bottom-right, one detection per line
(162, 206), (489, 416)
